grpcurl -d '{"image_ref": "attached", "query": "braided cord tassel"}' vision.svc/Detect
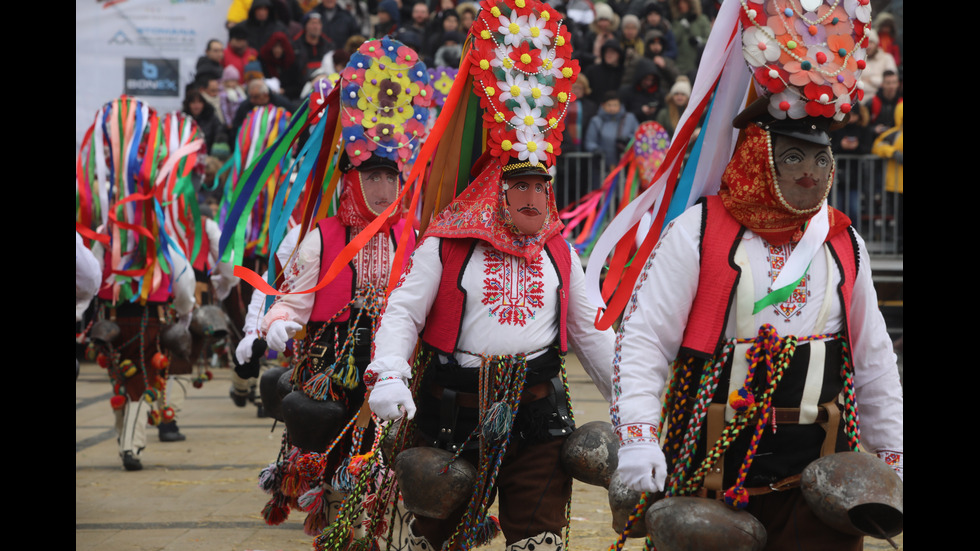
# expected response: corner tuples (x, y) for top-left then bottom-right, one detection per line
(608, 491), (654, 551)
(665, 342), (732, 496)
(723, 327), (797, 508)
(444, 354), (529, 551)
(838, 337), (861, 451)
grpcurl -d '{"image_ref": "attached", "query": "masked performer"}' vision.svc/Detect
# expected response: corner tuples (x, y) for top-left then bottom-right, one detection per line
(356, 2), (615, 549)
(607, 2), (903, 549)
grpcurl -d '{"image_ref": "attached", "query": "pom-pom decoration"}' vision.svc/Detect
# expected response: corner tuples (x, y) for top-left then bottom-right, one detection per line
(147, 408), (163, 426)
(161, 406), (176, 422)
(120, 359), (137, 378)
(739, 0), (871, 121)
(467, 0), (578, 167)
(110, 394), (127, 411)
(143, 388), (160, 403)
(339, 36), (433, 172)
(728, 387), (756, 412)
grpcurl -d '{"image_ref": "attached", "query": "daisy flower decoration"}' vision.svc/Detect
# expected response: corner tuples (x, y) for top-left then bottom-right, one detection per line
(471, 0), (574, 166)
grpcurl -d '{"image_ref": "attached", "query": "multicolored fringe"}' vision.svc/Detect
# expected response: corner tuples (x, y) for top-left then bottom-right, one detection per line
(656, 327), (857, 506)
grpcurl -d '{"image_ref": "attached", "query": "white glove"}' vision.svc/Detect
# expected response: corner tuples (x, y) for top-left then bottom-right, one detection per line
(236, 334), (258, 364)
(368, 373), (416, 421)
(617, 442), (668, 494)
(266, 320), (303, 352)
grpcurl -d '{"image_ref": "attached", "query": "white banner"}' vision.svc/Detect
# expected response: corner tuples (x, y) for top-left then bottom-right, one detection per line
(76, 0), (230, 151)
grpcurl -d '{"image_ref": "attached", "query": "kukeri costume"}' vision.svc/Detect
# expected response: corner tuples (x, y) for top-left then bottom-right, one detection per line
(320, 2), (615, 549)
(600, 2), (903, 549)
(76, 98), (205, 470)
(219, 37), (433, 538)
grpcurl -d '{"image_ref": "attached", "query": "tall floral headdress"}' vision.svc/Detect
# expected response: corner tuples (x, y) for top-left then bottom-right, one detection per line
(739, 0), (871, 122)
(339, 36), (433, 173)
(583, 0), (873, 330)
(466, 0), (579, 169)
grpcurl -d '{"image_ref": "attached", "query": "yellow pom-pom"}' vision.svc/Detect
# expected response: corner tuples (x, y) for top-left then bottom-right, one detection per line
(548, 117), (557, 127)
(561, 67), (573, 78)
(515, 0), (525, 7)
(501, 140), (513, 151)
(530, 26), (540, 38)
(531, 87), (542, 99)
(557, 92), (568, 103)
(541, 59), (552, 69)
(509, 22), (520, 35)
(480, 59), (490, 70)
(485, 86), (495, 96)
(521, 53), (532, 64)
(555, 35), (565, 46)
(491, 6), (501, 17)
(541, 10), (550, 21)
(494, 112), (505, 122)
(481, 30), (491, 40)
(546, 142), (554, 152)
(526, 141), (537, 152)
(511, 85), (521, 97)
(523, 115), (535, 126)
(502, 58), (513, 68)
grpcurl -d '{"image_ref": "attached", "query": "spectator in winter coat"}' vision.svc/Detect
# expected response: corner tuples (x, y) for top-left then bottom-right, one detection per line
(224, 26), (259, 84)
(292, 12), (336, 79)
(586, 92), (640, 169)
(619, 58), (666, 123)
(584, 40), (626, 105)
(233, 0), (290, 51)
(259, 32), (305, 100)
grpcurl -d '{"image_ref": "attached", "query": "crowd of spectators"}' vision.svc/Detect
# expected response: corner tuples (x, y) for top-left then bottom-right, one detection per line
(185, 0), (903, 204)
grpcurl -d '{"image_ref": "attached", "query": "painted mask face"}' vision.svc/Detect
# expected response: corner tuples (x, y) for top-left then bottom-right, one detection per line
(503, 175), (550, 235)
(772, 135), (833, 212)
(359, 167), (400, 216)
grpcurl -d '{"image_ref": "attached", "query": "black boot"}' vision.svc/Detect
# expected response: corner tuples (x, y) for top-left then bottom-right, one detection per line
(229, 385), (248, 407)
(122, 451), (143, 471)
(158, 421), (187, 442)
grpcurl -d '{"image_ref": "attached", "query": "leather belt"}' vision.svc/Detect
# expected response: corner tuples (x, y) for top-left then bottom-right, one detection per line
(430, 381), (552, 409)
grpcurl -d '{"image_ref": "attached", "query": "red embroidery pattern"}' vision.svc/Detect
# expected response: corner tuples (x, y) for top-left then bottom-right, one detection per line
(481, 249), (545, 326)
(767, 243), (808, 319)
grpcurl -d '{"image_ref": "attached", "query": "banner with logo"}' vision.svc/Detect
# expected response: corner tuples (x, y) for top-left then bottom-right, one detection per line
(76, 0), (228, 150)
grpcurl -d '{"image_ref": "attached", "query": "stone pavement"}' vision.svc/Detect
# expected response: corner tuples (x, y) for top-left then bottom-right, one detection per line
(76, 354), (902, 551)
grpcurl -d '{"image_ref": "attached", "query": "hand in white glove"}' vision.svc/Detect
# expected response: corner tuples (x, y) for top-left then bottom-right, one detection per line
(617, 442), (668, 494)
(236, 334), (258, 365)
(266, 320), (303, 352)
(368, 373), (416, 421)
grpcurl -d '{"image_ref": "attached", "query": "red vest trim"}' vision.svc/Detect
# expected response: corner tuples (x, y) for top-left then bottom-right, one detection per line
(310, 217), (416, 323)
(421, 234), (571, 356)
(680, 196), (858, 358)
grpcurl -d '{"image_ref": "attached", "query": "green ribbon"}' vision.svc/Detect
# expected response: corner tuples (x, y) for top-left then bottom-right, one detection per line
(752, 263), (810, 314)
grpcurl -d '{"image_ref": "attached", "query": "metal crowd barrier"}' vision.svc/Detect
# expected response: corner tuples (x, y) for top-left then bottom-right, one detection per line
(553, 152), (902, 262)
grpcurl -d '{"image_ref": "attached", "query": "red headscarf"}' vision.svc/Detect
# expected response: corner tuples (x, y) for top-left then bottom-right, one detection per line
(423, 157), (563, 260)
(336, 168), (402, 232)
(719, 125), (850, 245)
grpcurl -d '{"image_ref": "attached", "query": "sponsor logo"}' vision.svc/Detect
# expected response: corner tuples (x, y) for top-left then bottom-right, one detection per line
(124, 58), (180, 96)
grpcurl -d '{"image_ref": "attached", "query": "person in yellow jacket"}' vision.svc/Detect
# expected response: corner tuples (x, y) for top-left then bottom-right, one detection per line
(872, 102), (902, 252)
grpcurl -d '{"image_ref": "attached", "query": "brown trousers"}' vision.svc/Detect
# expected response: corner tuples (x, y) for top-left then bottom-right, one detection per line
(745, 488), (863, 551)
(414, 437), (572, 547)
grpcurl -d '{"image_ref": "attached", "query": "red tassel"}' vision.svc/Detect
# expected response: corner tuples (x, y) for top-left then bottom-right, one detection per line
(261, 493), (291, 525)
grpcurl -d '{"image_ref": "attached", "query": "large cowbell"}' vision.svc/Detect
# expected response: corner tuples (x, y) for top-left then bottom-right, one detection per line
(280, 389), (348, 452)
